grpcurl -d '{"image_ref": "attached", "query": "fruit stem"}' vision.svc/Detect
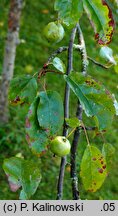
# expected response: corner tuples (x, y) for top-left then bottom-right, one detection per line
(66, 127), (76, 139)
(81, 121), (90, 146)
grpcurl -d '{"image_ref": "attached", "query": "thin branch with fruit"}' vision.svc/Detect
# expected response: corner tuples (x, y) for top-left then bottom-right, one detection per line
(3, 0), (117, 200)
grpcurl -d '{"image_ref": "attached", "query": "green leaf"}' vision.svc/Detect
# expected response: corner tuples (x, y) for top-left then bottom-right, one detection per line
(19, 190), (27, 200)
(65, 117), (81, 128)
(25, 96), (49, 155)
(102, 143), (115, 171)
(80, 145), (107, 192)
(37, 91), (64, 135)
(3, 158), (22, 192)
(3, 157), (22, 179)
(20, 160), (41, 199)
(82, 0), (114, 45)
(65, 75), (93, 117)
(52, 57), (65, 73)
(64, 73), (116, 130)
(54, 0), (83, 26)
(114, 64), (118, 74)
(113, 95), (118, 115)
(26, 91), (64, 154)
(9, 75), (37, 105)
(114, 55), (118, 73)
(3, 157), (41, 200)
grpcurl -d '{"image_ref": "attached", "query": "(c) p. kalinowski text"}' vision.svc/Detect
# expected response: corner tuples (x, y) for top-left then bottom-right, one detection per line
(32, 202), (84, 212)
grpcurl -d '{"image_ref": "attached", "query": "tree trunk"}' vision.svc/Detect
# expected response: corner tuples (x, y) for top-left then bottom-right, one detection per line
(0, 0), (23, 123)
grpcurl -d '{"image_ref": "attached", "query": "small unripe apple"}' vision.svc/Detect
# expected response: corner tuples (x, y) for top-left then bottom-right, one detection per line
(25, 65), (33, 73)
(43, 22), (65, 43)
(50, 136), (71, 157)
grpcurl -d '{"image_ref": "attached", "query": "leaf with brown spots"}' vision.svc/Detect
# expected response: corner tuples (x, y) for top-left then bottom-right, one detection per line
(82, 0), (115, 45)
(9, 75), (37, 105)
(65, 72), (117, 130)
(80, 145), (107, 192)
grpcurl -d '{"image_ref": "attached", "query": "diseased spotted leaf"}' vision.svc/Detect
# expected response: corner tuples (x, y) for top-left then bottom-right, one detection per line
(80, 145), (107, 192)
(54, 0), (83, 26)
(82, 0), (115, 45)
(64, 73), (117, 130)
(9, 75), (37, 105)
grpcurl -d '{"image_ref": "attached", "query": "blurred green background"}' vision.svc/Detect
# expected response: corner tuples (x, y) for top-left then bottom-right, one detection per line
(0, 0), (118, 200)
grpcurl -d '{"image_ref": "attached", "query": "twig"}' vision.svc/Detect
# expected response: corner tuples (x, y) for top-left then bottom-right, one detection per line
(66, 125), (96, 139)
(40, 46), (68, 70)
(77, 23), (88, 75)
(47, 46), (68, 64)
(70, 23), (88, 200)
(38, 69), (64, 80)
(81, 126), (96, 131)
(70, 102), (83, 200)
(88, 56), (110, 69)
(56, 25), (77, 200)
(37, 44), (88, 81)
(37, 45), (110, 81)
(37, 46), (68, 80)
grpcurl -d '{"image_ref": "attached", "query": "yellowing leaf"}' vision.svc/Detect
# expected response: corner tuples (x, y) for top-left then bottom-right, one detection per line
(80, 145), (107, 192)
(82, 0), (115, 45)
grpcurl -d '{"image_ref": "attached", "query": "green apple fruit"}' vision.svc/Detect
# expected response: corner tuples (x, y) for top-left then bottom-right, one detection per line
(25, 65), (33, 73)
(43, 22), (65, 43)
(50, 136), (71, 157)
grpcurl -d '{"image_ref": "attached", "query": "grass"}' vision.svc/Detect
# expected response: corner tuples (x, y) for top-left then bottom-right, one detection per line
(0, 0), (118, 200)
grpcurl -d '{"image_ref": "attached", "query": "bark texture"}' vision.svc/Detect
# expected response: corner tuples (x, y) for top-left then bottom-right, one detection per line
(0, 0), (23, 123)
